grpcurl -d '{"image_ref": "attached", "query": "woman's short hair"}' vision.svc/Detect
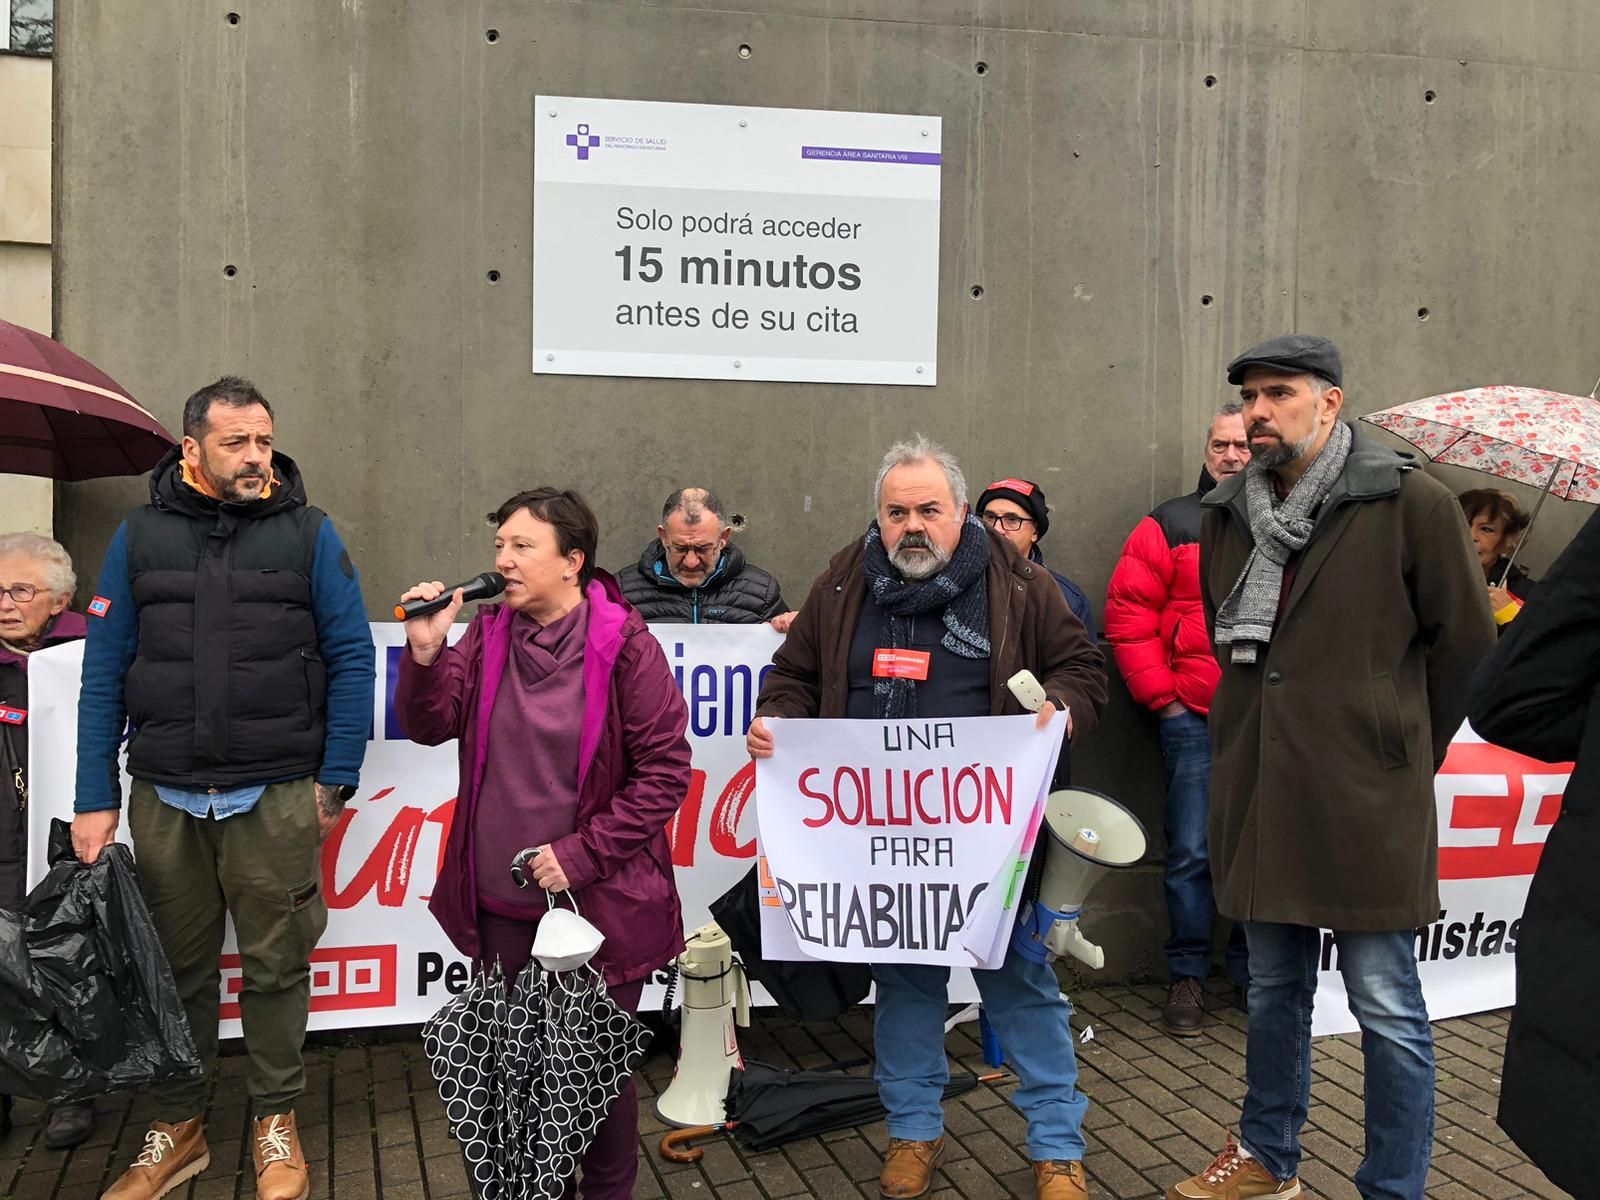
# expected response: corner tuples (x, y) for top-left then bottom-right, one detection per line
(1458, 488), (1531, 545)
(0, 532), (76, 598)
(487, 488), (600, 587)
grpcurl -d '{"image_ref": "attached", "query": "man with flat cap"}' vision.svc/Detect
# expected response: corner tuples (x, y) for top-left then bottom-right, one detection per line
(1168, 335), (1494, 1200)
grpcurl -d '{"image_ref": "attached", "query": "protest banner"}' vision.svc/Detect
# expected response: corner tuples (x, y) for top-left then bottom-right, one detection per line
(1309, 721), (1566, 1036)
(27, 625), (1556, 1037)
(755, 713), (1065, 968)
(26, 623), (783, 1036)
(532, 96), (941, 385)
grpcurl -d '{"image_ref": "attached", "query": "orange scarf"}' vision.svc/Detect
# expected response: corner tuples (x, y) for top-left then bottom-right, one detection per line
(182, 460), (276, 501)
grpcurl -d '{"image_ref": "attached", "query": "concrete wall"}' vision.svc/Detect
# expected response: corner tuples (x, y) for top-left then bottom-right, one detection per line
(0, 49), (53, 535)
(53, 1), (1600, 981)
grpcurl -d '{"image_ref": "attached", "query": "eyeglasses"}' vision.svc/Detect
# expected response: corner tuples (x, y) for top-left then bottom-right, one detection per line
(669, 544), (720, 559)
(0, 584), (40, 603)
(980, 512), (1034, 533)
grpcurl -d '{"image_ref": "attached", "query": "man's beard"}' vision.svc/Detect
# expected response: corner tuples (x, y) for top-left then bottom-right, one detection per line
(1249, 424), (1320, 470)
(202, 452), (270, 502)
(888, 532), (951, 581)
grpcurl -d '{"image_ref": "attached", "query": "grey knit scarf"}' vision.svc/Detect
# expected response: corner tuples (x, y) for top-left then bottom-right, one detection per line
(1214, 421), (1353, 664)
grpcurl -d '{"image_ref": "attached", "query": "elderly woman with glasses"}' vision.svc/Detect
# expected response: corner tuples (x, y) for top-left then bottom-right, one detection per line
(0, 532), (96, 1148)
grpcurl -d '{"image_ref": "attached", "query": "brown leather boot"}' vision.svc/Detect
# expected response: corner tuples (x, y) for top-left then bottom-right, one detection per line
(1034, 1159), (1089, 1200)
(101, 1117), (210, 1200)
(252, 1111), (310, 1200)
(879, 1136), (946, 1198)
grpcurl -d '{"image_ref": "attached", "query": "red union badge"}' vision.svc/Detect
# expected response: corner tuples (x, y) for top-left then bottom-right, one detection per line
(873, 648), (932, 681)
(0, 706), (25, 725)
(87, 596), (112, 618)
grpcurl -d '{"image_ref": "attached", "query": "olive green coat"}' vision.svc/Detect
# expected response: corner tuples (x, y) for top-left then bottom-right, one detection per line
(1200, 428), (1496, 931)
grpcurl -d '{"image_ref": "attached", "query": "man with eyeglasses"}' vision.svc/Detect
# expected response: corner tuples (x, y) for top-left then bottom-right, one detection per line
(617, 487), (787, 625)
(975, 479), (1096, 637)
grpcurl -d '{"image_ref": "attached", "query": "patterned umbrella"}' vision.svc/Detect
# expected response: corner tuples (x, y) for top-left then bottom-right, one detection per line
(1361, 383), (1600, 577)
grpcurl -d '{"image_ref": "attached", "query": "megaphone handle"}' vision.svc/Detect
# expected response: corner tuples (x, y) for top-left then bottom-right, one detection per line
(733, 962), (751, 1028)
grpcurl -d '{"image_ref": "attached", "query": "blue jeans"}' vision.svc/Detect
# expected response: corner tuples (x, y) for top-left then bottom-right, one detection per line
(873, 952), (1087, 1161)
(1159, 710), (1248, 985)
(1241, 923), (1434, 1200)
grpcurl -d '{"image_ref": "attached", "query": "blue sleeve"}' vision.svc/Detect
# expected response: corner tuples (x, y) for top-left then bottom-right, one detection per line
(1073, 593), (1099, 642)
(310, 519), (376, 787)
(75, 523), (138, 812)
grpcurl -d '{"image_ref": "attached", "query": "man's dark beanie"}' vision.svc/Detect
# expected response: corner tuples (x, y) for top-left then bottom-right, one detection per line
(976, 477), (1050, 538)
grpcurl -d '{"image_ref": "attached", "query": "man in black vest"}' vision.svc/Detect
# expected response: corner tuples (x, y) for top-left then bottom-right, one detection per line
(617, 487), (787, 623)
(71, 378), (375, 1200)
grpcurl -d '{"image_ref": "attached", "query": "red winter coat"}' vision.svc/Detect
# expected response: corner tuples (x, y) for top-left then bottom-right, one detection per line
(1104, 472), (1221, 716)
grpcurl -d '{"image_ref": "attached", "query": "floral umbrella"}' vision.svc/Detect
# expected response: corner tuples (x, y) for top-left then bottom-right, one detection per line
(1361, 383), (1600, 579)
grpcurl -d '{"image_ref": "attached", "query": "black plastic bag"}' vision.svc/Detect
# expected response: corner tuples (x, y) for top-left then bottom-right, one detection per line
(0, 819), (201, 1103)
(708, 866), (871, 1022)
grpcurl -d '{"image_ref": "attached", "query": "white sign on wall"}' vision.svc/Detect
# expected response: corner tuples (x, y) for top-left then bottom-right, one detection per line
(532, 95), (942, 385)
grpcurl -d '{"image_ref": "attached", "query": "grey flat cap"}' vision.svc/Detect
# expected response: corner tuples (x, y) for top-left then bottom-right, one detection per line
(1226, 334), (1343, 388)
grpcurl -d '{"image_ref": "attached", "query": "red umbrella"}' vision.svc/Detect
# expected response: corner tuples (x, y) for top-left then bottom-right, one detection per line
(0, 319), (176, 480)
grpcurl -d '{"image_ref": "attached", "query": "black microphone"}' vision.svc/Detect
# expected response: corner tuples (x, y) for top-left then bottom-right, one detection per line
(394, 572), (506, 621)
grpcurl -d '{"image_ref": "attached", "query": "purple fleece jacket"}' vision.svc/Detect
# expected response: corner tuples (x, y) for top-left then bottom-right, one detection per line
(394, 570), (690, 985)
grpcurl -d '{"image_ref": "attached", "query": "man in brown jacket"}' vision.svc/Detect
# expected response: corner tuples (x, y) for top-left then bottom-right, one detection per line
(1168, 336), (1495, 1200)
(749, 435), (1107, 1200)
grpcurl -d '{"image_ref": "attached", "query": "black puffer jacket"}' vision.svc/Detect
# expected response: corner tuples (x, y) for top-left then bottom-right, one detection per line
(616, 541), (785, 624)
(1468, 508), (1600, 1197)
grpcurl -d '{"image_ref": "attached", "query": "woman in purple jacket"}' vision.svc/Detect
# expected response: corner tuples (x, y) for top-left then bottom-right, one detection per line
(395, 487), (690, 1199)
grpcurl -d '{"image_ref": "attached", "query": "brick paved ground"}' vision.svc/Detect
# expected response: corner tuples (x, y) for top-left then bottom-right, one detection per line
(1, 981), (1570, 1199)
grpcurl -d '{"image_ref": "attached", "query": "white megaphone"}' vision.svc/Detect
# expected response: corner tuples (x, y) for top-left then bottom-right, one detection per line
(655, 922), (751, 1128)
(1012, 787), (1147, 970)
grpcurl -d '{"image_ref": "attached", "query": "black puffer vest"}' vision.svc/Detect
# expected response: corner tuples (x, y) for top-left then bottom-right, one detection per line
(123, 448), (327, 788)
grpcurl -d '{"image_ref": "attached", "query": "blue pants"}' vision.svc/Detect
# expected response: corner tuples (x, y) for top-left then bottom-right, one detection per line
(1241, 922), (1434, 1200)
(1160, 710), (1248, 985)
(873, 951), (1087, 1161)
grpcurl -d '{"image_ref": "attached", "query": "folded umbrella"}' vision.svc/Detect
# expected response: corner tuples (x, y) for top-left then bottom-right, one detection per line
(527, 968), (651, 1197)
(0, 319), (175, 480)
(660, 1059), (995, 1160)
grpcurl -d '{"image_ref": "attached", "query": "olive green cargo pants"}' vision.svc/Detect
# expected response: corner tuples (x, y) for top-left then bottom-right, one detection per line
(128, 777), (328, 1121)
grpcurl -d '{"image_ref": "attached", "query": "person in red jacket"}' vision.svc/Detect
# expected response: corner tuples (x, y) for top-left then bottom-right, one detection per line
(1105, 403), (1251, 1036)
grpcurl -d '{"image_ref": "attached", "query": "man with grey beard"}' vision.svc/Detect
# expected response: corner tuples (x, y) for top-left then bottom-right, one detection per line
(1169, 336), (1493, 1200)
(748, 435), (1107, 1200)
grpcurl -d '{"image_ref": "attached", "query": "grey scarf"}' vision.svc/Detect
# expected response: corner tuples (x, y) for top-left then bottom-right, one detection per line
(1214, 421), (1353, 663)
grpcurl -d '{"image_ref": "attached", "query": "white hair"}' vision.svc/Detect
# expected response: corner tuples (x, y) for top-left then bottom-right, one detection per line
(0, 532), (76, 597)
(873, 434), (968, 512)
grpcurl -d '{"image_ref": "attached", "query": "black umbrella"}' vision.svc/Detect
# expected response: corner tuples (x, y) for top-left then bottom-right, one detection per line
(660, 1059), (1000, 1160)
(707, 866), (872, 1022)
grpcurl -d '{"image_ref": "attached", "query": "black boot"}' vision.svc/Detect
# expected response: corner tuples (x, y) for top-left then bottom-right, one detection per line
(1, 1093), (13, 1137)
(44, 1099), (96, 1150)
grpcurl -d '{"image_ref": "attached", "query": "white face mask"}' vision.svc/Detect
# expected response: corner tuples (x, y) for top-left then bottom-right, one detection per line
(532, 895), (605, 972)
